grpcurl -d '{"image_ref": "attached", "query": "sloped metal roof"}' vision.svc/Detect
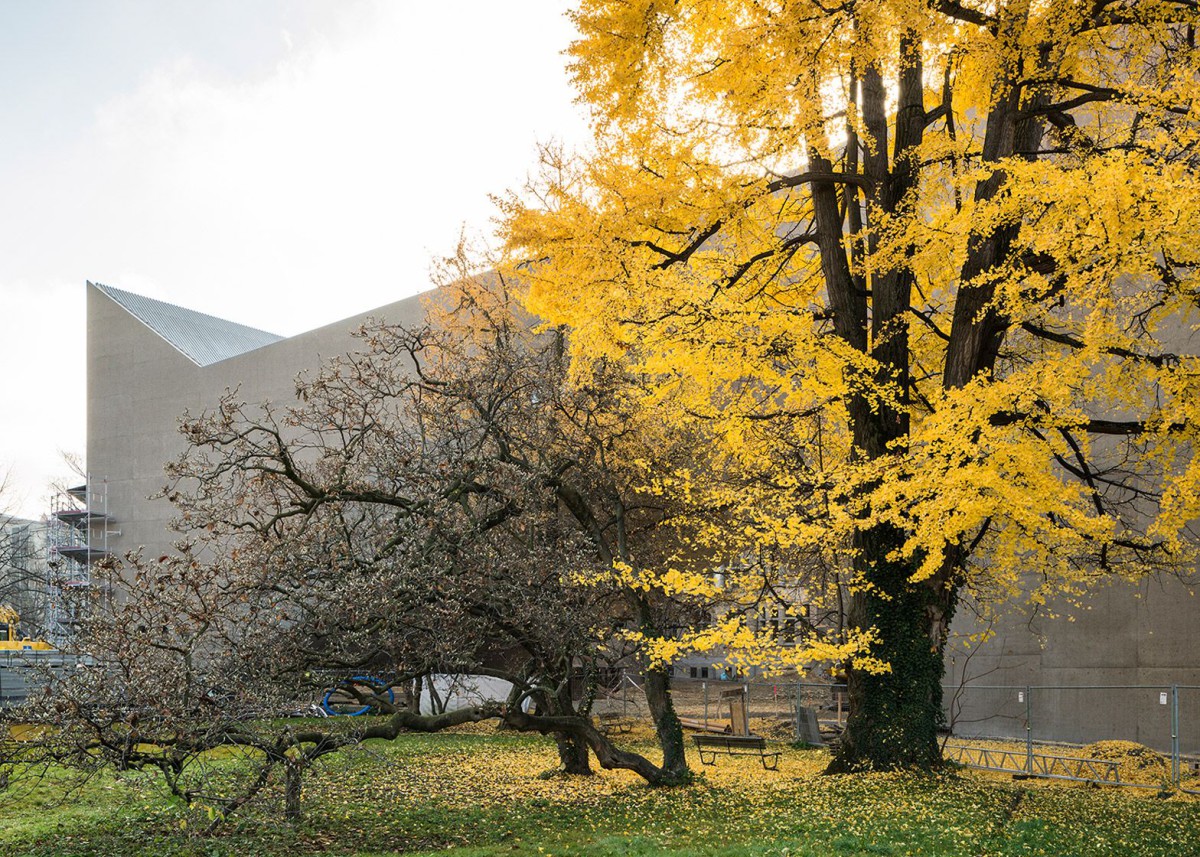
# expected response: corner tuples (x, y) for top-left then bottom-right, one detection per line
(93, 282), (284, 367)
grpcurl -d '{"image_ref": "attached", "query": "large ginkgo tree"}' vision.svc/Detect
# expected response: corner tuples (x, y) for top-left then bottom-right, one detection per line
(500, 0), (1200, 770)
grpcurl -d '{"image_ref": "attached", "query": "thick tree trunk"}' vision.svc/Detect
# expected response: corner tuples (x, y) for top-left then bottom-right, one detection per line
(555, 733), (593, 775)
(643, 665), (689, 782)
(827, 526), (958, 772)
(553, 682), (593, 774)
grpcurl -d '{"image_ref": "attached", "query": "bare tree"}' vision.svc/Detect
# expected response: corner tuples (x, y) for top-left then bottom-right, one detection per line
(0, 472), (47, 641)
(3, 263), (738, 826)
(155, 261), (717, 784)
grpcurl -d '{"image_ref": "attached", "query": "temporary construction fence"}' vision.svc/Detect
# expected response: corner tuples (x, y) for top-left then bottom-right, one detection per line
(10, 659), (1196, 793)
(944, 682), (1200, 793)
(668, 678), (847, 734)
(664, 677), (1200, 792)
(0, 652), (86, 710)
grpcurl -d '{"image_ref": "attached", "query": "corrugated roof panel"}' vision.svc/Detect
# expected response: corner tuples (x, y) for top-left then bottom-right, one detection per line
(93, 282), (284, 366)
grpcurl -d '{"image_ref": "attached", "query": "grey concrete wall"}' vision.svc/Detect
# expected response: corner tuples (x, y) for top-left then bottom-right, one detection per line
(87, 282), (429, 566)
(945, 575), (1200, 751)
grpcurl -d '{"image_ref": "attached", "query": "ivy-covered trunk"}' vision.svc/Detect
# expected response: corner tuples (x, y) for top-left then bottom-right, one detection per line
(643, 665), (689, 781)
(554, 733), (593, 774)
(827, 525), (958, 772)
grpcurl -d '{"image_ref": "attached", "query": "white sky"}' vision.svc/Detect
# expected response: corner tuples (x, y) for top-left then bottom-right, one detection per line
(0, 1), (588, 518)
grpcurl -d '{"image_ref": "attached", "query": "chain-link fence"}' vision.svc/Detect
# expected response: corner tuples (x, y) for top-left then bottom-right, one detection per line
(1179, 686), (1200, 794)
(663, 677), (1200, 791)
(0, 652), (83, 709)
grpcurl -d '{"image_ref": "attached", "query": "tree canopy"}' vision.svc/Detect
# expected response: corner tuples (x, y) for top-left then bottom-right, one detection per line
(499, 0), (1200, 769)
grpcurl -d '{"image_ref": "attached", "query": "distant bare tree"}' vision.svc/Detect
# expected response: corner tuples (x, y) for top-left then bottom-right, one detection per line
(0, 473), (47, 638)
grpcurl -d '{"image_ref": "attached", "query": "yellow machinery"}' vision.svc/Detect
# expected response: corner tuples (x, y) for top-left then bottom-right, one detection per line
(0, 605), (53, 652)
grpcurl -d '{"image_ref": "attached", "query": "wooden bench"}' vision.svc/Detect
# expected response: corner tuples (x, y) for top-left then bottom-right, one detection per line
(596, 712), (634, 735)
(692, 734), (781, 770)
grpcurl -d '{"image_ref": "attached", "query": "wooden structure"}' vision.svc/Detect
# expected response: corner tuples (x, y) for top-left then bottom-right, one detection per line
(720, 687), (750, 736)
(692, 734), (780, 770)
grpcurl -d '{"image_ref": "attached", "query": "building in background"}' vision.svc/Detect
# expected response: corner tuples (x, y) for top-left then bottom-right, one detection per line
(84, 281), (1199, 749)
(86, 280), (427, 573)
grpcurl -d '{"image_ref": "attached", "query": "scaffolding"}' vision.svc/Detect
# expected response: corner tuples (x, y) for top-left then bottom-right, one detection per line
(44, 478), (109, 648)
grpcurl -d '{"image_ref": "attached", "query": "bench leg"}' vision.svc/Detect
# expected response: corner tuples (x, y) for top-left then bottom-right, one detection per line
(698, 749), (716, 765)
(761, 753), (780, 771)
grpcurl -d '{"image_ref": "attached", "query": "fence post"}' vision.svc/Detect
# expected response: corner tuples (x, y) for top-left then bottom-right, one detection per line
(1172, 685), (1180, 787)
(1025, 685), (1033, 775)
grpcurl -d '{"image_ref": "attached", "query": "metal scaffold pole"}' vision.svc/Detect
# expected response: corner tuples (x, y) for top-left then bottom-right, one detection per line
(1024, 686), (1033, 775)
(45, 475), (109, 648)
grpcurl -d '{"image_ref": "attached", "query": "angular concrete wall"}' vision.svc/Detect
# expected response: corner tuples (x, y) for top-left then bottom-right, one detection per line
(87, 282), (428, 566)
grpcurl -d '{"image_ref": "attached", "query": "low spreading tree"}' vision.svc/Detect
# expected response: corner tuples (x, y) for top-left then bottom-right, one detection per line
(6, 262), (825, 818)
(499, 0), (1200, 771)
(157, 264), (738, 786)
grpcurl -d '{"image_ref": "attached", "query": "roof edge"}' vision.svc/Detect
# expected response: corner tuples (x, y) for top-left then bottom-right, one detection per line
(89, 281), (285, 367)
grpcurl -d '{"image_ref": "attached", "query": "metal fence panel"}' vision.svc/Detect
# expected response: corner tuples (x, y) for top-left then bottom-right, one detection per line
(1032, 686), (1174, 750)
(945, 684), (1027, 742)
(1, 653), (84, 710)
(1179, 686), (1200, 794)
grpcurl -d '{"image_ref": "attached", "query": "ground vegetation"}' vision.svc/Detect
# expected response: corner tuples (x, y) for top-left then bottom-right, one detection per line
(3, 728), (1198, 856)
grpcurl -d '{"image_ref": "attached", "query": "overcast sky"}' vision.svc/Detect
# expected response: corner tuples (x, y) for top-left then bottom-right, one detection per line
(0, 1), (587, 518)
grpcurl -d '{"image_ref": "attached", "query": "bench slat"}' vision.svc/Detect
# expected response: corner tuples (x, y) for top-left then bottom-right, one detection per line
(691, 734), (780, 770)
(692, 735), (766, 748)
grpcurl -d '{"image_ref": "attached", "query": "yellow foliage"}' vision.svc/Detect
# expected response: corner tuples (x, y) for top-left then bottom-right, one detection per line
(1081, 741), (1170, 786)
(499, 0), (1200, 683)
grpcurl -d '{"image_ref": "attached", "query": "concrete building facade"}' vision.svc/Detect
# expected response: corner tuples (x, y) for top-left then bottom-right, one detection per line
(85, 281), (1199, 751)
(87, 281), (426, 563)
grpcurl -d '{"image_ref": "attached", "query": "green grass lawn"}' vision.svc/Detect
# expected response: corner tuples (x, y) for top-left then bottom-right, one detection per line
(2, 728), (1197, 856)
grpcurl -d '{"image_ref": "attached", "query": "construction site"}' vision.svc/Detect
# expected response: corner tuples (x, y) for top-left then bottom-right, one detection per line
(0, 479), (106, 708)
